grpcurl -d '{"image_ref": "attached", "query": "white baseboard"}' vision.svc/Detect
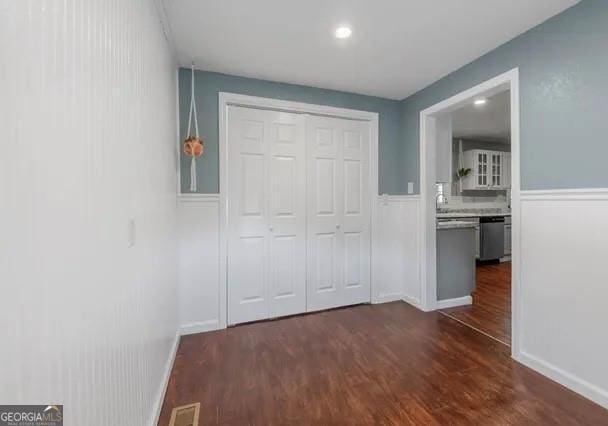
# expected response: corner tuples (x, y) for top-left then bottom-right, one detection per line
(436, 296), (472, 309)
(515, 351), (608, 409)
(180, 319), (221, 335)
(374, 293), (404, 304)
(402, 295), (424, 310)
(149, 330), (180, 426)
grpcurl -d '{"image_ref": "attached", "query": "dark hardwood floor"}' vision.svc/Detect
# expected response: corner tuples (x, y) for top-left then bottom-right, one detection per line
(441, 261), (511, 345)
(158, 301), (608, 425)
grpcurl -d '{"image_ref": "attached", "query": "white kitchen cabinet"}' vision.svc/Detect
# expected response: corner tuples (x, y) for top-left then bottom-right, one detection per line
(462, 149), (510, 190)
(462, 150), (489, 189)
(490, 152), (503, 188)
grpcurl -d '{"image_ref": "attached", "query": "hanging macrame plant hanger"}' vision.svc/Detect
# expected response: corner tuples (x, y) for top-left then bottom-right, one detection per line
(184, 63), (204, 192)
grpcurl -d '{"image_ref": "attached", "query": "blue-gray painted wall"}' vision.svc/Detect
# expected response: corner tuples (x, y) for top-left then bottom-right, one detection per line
(180, 1), (607, 194)
(179, 69), (404, 194)
(400, 0), (608, 192)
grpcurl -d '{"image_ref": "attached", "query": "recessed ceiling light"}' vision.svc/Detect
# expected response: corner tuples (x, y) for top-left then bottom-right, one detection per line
(335, 26), (352, 39)
(474, 98), (487, 106)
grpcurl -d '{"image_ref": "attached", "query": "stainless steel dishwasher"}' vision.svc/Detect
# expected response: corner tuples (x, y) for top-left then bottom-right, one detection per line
(479, 216), (505, 261)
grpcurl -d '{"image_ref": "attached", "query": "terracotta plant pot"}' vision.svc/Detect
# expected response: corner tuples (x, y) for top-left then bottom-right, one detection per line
(184, 136), (204, 157)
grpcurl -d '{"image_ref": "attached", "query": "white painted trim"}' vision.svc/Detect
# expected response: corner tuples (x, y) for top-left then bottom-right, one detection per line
(436, 296), (472, 309)
(178, 193), (221, 203)
(402, 295), (424, 310)
(369, 117), (381, 305)
(521, 188), (608, 201)
(149, 330), (180, 426)
(377, 194), (421, 204)
(219, 92), (380, 328)
(510, 69), (522, 359)
(515, 351), (608, 409)
(180, 319), (221, 335)
(419, 68), (521, 357)
(374, 293), (405, 304)
(219, 92), (381, 122)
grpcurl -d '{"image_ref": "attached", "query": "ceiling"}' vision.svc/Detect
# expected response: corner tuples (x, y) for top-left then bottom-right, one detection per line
(163, 0), (579, 100)
(451, 90), (510, 142)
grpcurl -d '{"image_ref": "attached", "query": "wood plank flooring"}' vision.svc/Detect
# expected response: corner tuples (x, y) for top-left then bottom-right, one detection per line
(158, 301), (608, 425)
(441, 261), (511, 345)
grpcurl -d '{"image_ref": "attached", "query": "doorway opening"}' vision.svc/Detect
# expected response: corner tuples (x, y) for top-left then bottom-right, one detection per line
(419, 69), (520, 354)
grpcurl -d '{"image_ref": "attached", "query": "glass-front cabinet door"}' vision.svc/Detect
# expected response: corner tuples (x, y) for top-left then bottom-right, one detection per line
(491, 153), (502, 187)
(477, 152), (488, 187)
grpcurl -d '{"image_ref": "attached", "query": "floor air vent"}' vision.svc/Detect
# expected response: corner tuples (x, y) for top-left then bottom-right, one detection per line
(168, 402), (200, 426)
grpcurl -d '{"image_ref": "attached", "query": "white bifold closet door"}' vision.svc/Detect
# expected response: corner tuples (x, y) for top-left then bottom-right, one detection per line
(306, 115), (371, 312)
(227, 106), (307, 325)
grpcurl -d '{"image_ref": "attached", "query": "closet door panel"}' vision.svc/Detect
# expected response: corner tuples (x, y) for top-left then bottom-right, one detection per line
(268, 113), (306, 318)
(227, 107), (306, 324)
(306, 116), (343, 311)
(306, 116), (370, 311)
(227, 107), (270, 324)
(340, 120), (371, 306)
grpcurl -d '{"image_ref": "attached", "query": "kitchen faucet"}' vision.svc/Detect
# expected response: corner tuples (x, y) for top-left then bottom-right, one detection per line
(436, 192), (448, 208)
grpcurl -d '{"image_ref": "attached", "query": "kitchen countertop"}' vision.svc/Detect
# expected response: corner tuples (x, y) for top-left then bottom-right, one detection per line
(436, 209), (511, 219)
(437, 220), (478, 230)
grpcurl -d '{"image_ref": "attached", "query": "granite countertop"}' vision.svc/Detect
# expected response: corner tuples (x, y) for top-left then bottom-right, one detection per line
(436, 208), (511, 219)
(437, 220), (478, 230)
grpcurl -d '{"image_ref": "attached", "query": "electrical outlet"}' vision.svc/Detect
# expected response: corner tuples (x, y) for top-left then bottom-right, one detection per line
(407, 182), (414, 194)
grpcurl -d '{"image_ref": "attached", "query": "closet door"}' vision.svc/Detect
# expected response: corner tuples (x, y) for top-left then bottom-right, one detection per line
(267, 111), (307, 318)
(306, 115), (371, 312)
(227, 106), (306, 325)
(341, 119), (371, 306)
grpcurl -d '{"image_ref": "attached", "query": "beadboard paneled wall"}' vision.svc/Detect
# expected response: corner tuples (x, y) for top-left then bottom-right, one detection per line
(0, 0), (179, 424)
(375, 196), (421, 306)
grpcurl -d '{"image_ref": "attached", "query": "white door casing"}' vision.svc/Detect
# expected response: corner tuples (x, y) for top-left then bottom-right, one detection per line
(419, 68), (520, 356)
(306, 115), (371, 312)
(226, 106), (307, 325)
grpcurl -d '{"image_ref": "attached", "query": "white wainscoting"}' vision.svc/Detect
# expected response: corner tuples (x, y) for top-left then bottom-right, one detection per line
(515, 188), (608, 409)
(375, 195), (422, 306)
(177, 194), (422, 332)
(178, 195), (222, 334)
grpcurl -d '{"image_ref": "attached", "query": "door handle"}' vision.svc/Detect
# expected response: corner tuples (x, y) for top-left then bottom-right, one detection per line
(336, 224), (341, 229)
(269, 226), (274, 232)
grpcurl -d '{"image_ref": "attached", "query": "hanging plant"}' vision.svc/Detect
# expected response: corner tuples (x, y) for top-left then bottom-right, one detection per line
(457, 167), (472, 179)
(184, 64), (204, 192)
(184, 136), (204, 157)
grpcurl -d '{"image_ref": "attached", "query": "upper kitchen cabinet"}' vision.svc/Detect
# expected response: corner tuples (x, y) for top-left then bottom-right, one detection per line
(462, 149), (510, 190)
(490, 152), (503, 188)
(462, 149), (488, 189)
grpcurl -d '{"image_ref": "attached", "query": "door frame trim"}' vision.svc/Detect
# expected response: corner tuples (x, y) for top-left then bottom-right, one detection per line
(219, 92), (379, 328)
(418, 68), (521, 356)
